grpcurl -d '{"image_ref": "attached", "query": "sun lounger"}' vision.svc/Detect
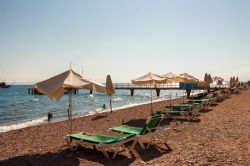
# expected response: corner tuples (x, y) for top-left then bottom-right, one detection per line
(185, 99), (210, 110)
(110, 114), (168, 149)
(65, 132), (135, 159)
(160, 103), (199, 120)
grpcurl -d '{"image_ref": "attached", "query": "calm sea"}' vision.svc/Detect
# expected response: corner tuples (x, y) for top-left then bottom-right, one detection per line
(0, 85), (195, 132)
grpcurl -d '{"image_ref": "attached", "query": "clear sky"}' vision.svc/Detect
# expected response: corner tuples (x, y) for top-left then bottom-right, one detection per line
(0, 0), (249, 84)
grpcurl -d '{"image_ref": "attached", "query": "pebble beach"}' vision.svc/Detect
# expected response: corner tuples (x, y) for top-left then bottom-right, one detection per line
(0, 88), (249, 166)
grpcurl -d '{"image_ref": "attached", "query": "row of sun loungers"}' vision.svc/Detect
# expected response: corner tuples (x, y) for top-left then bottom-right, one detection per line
(156, 91), (227, 120)
(64, 90), (234, 159)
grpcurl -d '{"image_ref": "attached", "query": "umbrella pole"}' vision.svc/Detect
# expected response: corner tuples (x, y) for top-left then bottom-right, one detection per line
(68, 89), (73, 134)
(183, 90), (185, 102)
(170, 89), (172, 106)
(150, 84), (153, 115)
(110, 96), (112, 112)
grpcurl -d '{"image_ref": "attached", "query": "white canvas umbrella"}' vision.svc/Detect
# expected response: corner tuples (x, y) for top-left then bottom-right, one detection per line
(213, 76), (224, 87)
(162, 72), (185, 105)
(132, 72), (169, 114)
(35, 69), (104, 133)
(80, 73), (105, 93)
(179, 73), (199, 100)
(179, 73), (199, 82)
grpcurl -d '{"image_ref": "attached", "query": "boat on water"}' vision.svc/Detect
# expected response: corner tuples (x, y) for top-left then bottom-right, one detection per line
(0, 82), (12, 88)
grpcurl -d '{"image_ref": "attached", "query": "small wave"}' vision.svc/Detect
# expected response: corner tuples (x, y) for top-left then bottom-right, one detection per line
(88, 94), (94, 98)
(113, 97), (122, 101)
(95, 108), (103, 112)
(0, 116), (47, 133)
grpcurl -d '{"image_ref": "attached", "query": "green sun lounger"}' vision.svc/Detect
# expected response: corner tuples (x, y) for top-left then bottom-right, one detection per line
(185, 99), (210, 110)
(165, 104), (192, 111)
(110, 114), (168, 149)
(65, 132), (135, 159)
(157, 103), (200, 120)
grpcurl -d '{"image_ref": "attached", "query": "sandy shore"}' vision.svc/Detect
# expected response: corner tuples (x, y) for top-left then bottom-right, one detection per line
(0, 88), (249, 166)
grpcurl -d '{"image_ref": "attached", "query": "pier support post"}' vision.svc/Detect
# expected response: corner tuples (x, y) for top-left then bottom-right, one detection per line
(90, 90), (93, 94)
(186, 89), (191, 99)
(156, 88), (160, 97)
(130, 89), (134, 96)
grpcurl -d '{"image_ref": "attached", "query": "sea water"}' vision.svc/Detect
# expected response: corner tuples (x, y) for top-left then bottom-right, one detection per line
(0, 85), (200, 132)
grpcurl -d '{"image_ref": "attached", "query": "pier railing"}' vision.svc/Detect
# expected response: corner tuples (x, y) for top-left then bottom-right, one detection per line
(113, 83), (230, 89)
(114, 83), (180, 89)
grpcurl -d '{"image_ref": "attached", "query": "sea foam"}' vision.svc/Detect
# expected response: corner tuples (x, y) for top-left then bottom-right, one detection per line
(0, 116), (47, 133)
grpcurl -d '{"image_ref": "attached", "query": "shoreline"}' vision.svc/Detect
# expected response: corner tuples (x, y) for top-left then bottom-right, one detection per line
(0, 92), (191, 133)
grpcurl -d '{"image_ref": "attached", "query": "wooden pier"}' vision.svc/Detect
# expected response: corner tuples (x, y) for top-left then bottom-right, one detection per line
(28, 83), (230, 99)
(113, 83), (229, 98)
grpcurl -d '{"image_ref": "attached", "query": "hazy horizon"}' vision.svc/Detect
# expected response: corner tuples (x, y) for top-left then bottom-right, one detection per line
(1, 0), (250, 83)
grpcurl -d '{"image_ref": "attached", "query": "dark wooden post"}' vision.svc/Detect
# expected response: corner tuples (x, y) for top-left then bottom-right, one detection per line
(90, 90), (93, 94)
(156, 88), (160, 97)
(130, 88), (134, 96)
(186, 89), (191, 99)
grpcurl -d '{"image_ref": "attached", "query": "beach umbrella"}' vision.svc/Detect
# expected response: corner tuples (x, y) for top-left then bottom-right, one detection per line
(179, 73), (199, 82)
(163, 72), (187, 83)
(213, 76), (224, 87)
(36, 69), (90, 133)
(179, 73), (199, 99)
(132, 72), (169, 114)
(163, 72), (186, 105)
(106, 75), (115, 112)
(217, 80), (223, 87)
(80, 73), (105, 93)
(213, 76), (224, 82)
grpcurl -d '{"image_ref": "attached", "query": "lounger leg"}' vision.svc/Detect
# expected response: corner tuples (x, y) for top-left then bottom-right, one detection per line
(130, 137), (145, 150)
(130, 139), (138, 151)
(112, 150), (118, 159)
(99, 145), (110, 159)
(65, 136), (79, 151)
(138, 139), (146, 149)
(112, 144), (121, 159)
(146, 137), (154, 149)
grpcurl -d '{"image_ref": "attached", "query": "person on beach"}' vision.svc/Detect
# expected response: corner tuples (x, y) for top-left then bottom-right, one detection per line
(102, 104), (106, 109)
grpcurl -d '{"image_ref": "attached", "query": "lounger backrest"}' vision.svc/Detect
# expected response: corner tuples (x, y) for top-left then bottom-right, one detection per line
(139, 114), (164, 135)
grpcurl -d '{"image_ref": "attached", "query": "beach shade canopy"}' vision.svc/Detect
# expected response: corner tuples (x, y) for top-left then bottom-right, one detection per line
(162, 72), (186, 83)
(162, 72), (185, 106)
(35, 69), (105, 134)
(106, 75), (115, 112)
(36, 69), (89, 100)
(162, 72), (178, 79)
(132, 72), (170, 114)
(217, 80), (223, 86)
(80, 73), (105, 93)
(132, 72), (170, 85)
(213, 76), (224, 85)
(179, 73), (199, 82)
(212, 76), (224, 86)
